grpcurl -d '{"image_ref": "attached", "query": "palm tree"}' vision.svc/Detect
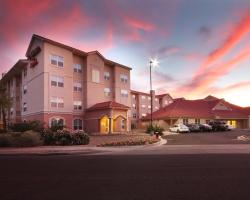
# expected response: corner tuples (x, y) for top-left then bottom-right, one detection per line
(0, 83), (12, 131)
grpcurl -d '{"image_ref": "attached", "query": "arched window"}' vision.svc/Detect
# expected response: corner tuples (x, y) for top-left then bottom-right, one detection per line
(73, 119), (83, 130)
(50, 118), (64, 127)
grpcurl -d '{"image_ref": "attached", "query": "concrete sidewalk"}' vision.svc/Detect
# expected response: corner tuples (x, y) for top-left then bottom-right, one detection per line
(0, 137), (166, 155)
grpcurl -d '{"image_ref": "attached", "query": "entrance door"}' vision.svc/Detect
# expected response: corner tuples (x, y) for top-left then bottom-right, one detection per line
(100, 116), (109, 134)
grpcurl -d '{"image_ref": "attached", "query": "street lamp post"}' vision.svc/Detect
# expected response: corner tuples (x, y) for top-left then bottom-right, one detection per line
(149, 60), (153, 129)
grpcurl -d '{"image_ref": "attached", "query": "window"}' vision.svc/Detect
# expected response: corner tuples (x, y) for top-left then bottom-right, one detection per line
(155, 98), (158, 102)
(142, 113), (146, 117)
(132, 113), (137, 119)
(73, 64), (82, 73)
(120, 74), (128, 83)
(148, 105), (151, 109)
(104, 72), (110, 80)
(155, 106), (159, 110)
(50, 55), (64, 67)
(23, 85), (27, 94)
(132, 95), (136, 99)
(50, 97), (64, 108)
(51, 118), (64, 127)
(51, 76), (64, 87)
(141, 96), (146, 100)
(104, 88), (111, 97)
(74, 101), (82, 110)
(23, 102), (27, 112)
(23, 67), (27, 77)
(132, 104), (136, 108)
(92, 69), (100, 83)
(148, 97), (151, 100)
(183, 118), (188, 124)
(142, 104), (146, 108)
(73, 82), (82, 92)
(121, 89), (128, 97)
(165, 100), (168, 105)
(195, 119), (200, 124)
(121, 119), (125, 130)
(73, 119), (83, 130)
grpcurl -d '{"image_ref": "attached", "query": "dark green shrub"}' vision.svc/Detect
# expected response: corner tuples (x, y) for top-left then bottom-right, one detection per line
(146, 124), (164, 135)
(54, 129), (72, 145)
(28, 121), (45, 133)
(72, 130), (90, 145)
(41, 129), (56, 145)
(50, 124), (65, 132)
(9, 122), (31, 132)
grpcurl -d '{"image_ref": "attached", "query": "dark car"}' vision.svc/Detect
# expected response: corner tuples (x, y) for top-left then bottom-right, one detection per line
(186, 123), (200, 132)
(209, 121), (229, 131)
(199, 124), (213, 132)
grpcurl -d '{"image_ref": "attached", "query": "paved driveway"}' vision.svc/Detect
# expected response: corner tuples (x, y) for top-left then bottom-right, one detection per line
(163, 129), (250, 145)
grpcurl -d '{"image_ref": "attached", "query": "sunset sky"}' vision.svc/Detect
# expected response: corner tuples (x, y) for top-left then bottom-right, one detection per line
(0, 0), (250, 106)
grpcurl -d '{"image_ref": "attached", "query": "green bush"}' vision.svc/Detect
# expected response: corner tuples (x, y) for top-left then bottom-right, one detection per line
(0, 131), (43, 147)
(41, 129), (90, 146)
(146, 124), (164, 135)
(50, 124), (65, 132)
(72, 130), (90, 145)
(8, 121), (45, 133)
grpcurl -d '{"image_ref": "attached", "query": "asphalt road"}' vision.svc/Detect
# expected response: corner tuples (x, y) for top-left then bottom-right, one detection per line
(1, 153), (250, 200)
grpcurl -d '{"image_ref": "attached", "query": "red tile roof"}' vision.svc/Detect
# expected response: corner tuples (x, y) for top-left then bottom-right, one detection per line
(143, 97), (249, 120)
(87, 101), (130, 111)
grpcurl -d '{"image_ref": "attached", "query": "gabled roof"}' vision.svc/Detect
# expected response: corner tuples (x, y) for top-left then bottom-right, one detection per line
(27, 34), (131, 70)
(156, 93), (172, 99)
(87, 101), (130, 111)
(143, 97), (249, 120)
(0, 59), (28, 83)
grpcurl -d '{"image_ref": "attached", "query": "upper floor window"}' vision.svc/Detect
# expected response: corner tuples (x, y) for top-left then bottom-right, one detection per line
(51, 76), (64, 87)
(23, 67), (27, 77)
(50, 97), (64, 108)
(73, 64), (82, 73)
(104, 88), (111, 97)
(132, 95), (136, 99)
(155, 98), (158, 102)
(73, 82), (82, 92)
(104, 72), (110, 80)
(50, 55), (64, 67)
(23, 102), (27, 112)
(164, 100), (168, 105)
(121, 89), (128, 97)
(74, 101), (82, 110)
(92, 69), (100, 83)
(148, 97), (151, 101)
(148, 105), (151, 109)
(155, 106), (159, 110)
(142, 113), (146, 117)
(10, 108), (14, 116)
(120, 74), (128, 83)
(73, 119), (83, 130)
(132, 113), (137, 119)
(141, 104), (146, 108)
(141, 96), (146, 100)
(132, 104), (136, 108)
(23, 85), (27, 94)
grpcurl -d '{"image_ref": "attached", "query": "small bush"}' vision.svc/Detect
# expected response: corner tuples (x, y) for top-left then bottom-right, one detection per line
(8, 121), (45, 133)
(71, 130), (90, 145)
(0, 131), (42, 147)
(146, 124), (164, 135)
(54, 129), (72, 145)
(50, 124), (65, 132)
(41, 129), (56, 145)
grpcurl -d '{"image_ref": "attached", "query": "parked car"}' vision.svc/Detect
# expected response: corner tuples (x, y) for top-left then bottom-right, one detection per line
(186, 123), (200, 132)
(199, 123), (213, 132)
(169, 124), (190, 133)
(209, 121), (229, 131)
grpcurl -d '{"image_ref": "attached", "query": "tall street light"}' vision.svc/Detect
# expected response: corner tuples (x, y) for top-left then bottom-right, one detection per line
(149, 58), (159, 129)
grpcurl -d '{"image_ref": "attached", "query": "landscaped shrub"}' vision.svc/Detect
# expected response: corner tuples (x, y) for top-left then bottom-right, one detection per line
(71, 130), (90, 145)
(41, 129), (90, 146)
(50, 124), (65, 132)
(146, 124), (164, 135)
(98, 138), (159, 147)
(0, 131), (43, 147)
(8, 121), (45, 133)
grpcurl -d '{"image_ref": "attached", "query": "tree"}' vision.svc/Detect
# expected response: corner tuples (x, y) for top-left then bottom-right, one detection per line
(0, 83), (12, 131)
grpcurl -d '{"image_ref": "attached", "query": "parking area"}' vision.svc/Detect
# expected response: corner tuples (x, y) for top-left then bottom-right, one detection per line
(163, 129), (250, 145)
